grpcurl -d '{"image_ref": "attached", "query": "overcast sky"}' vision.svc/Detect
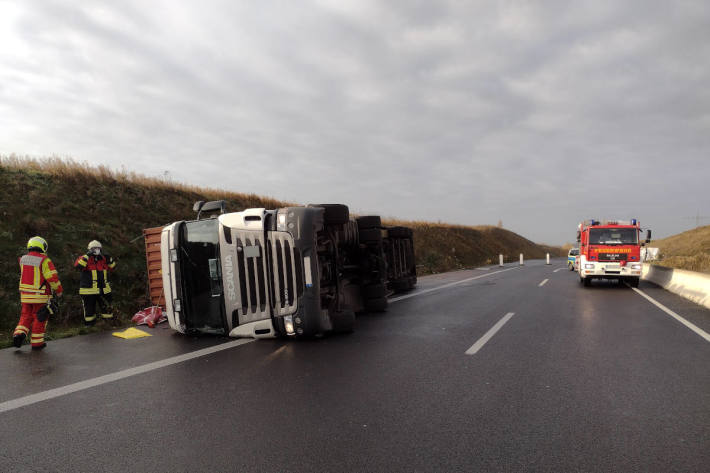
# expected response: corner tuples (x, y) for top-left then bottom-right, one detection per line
(1, 0), (708, 244)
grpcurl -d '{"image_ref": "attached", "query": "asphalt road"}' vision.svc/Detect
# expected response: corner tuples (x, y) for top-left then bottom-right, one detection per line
(1, 259), (709, 472)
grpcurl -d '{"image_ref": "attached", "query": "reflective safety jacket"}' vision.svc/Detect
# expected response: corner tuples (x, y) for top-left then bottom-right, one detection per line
(19, 251), (63, 303)
(74, 254), (117, 295)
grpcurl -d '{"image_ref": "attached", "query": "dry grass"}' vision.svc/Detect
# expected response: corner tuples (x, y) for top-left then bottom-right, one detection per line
(0, 155), (291, 210)
(651, 225), (710, 273)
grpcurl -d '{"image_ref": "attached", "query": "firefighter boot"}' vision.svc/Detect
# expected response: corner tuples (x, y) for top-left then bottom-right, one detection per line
(13, 333), (26, 348)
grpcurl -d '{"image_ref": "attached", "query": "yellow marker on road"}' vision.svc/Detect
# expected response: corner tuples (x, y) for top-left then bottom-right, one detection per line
(112, 327), (152, 339)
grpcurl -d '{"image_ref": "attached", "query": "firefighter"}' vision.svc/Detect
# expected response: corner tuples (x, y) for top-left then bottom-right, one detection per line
(14, 236), (64, 350)
(74, 240), (117, 325)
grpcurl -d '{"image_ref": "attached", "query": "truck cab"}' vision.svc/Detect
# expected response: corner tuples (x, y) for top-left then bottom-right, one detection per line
(160, 201), (416, 338)
(576, 219), (651, 287)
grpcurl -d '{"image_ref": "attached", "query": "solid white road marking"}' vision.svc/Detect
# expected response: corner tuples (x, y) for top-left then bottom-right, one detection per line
(553, 268), (564, 273)
(630, 287), (710, 343)
(389, 267), (519, 303)
(475, 267), (491, 271)
(0, 338), (256, 414)
(466, 312), (515, 355)
(539, 279), (549, 287)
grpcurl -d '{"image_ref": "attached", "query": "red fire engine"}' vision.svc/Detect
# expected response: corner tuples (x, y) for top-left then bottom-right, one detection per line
(576, 219), (651, 287)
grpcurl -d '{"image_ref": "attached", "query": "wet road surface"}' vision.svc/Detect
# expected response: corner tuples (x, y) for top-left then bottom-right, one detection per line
(1, 259), (709, 472)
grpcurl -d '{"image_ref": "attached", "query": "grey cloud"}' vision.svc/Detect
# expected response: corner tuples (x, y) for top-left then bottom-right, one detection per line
(1, 0), (709, 243)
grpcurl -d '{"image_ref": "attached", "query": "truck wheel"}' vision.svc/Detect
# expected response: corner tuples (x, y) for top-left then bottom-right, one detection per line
(583, 277), (591, 287)
(356, 216), (381, 229)
(362, 284), (386, 299)
(387, 226), (411, 238)
(364, 296), (388, 312)
(359, 228), (382, 244)
(330, 309), (355, 334)
(391, 279), (410, 293)
(313, 204), (349, 225)
(628, 277), (640, 288)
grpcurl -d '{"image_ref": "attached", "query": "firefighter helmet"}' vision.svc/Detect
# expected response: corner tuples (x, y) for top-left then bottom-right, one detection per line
(27, 236), (48, 253)
(87, 240), (102, 250)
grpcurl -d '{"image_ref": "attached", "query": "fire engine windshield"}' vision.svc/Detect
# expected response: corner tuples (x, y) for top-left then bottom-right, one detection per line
(589, 228), (638, 245)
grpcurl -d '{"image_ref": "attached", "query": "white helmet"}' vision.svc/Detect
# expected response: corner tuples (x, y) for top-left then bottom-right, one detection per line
(88, 240), (102, 250)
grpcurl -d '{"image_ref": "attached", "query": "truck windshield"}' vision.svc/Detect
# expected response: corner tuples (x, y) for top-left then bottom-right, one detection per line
(179, 219), (225, 333)
(589, 228), (638, 245)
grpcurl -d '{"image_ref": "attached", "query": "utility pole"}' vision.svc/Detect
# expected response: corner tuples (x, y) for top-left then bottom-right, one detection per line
(682, 210), (710, 228)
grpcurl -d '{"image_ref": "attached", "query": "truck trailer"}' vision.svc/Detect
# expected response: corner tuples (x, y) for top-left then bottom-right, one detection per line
(159, 201), (416, 338)
(576, 219), (651, 287)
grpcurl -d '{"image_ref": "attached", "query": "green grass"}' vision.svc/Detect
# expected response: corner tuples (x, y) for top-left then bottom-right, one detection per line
(1, 155), (564, 345)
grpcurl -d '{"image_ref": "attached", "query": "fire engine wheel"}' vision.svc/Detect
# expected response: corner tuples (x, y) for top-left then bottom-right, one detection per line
(313, 204), (349, 225)
(364, 296), (388, 312)
(330, 309), (355, 334)
(583, 277), (591, 287)
(628, 277), (640, 288)
(387, 226), (411, 238)
(356, 216), (382, 229)
(359, 228), (383, 244)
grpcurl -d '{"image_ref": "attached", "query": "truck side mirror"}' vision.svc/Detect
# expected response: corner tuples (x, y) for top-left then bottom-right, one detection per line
(576, 231), (581, 243)
(645, 229), (651, 244)
(193, 201), (205, 212)
(196, 200), (226, 220)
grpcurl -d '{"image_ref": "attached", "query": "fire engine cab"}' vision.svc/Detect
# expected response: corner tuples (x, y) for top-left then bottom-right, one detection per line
(576, 219), (651, 287)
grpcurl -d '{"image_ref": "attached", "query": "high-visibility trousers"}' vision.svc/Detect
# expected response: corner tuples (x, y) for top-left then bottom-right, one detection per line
(14, 303), (47, 347)
(81, 292), (113, 324)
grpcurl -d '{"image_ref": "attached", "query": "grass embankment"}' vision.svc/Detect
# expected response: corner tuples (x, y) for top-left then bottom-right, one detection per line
(652, 225), (710, 273)
(0, 156), (563, 348)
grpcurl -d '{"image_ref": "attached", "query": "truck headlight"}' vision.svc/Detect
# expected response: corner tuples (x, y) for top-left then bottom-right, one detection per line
(284, 315), (295, 335)
(584, 264), (595, 269)
(631, 263), (642, 270)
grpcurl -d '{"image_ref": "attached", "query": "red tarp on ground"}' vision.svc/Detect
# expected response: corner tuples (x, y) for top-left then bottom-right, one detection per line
(132, 306), (166, 328)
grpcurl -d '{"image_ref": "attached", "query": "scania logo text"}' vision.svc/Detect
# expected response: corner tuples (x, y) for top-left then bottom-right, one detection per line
(224, 255), (237, 301)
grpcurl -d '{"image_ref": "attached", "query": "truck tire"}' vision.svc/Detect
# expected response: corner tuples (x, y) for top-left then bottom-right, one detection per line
(388, 226), (411, 238)
(628, 276), (640, 288)
(391, 279), (411, 293)
(359, 228), (382, 244)
(364, 296), (388, 312)
(583, 277), (591, 287)
(356, 216), (381, 229)
(313, 204), (349, 225)
(362, 283), (386, 299)
(330, 309), (355, 334)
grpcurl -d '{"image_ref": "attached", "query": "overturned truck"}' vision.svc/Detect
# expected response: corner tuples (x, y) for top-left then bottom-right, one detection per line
(160, 201), (416, 338)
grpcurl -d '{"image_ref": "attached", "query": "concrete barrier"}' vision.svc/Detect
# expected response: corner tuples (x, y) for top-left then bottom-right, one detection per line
(642, 263), (710, 310)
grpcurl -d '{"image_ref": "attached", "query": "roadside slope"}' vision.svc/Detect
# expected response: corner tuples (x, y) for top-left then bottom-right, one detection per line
(652, 225), (710, 273)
